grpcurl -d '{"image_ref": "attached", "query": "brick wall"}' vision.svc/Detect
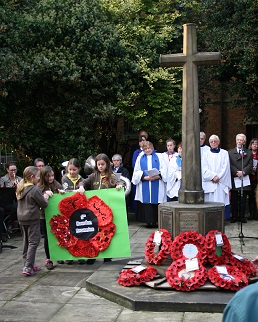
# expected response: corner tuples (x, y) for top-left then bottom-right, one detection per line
(202, 87), (248, 150)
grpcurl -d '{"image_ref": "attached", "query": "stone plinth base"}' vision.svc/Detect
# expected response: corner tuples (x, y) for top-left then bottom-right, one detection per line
(158, 201), (224, 237)
(86, 258), (234, 312)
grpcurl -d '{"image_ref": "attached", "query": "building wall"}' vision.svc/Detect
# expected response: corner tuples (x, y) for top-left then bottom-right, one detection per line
(202, 85), (252, 150)
(204, 103), (247, 150)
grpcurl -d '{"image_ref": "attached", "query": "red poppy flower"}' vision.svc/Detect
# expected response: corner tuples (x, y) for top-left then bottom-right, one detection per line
(144, 229), (173, 265)
(91, 222), (116, 252)
(166, 257), (208, 291)
(171, 230), (207, 264)
(87, 195), (113, 226)
(58, 193), (88, 218)
(224, 253), (257, 278)
(205, 230), (231, 266)
(208, 265), (248, 291)
(50, 193), (116, 258)
(118, 266), (157, 287)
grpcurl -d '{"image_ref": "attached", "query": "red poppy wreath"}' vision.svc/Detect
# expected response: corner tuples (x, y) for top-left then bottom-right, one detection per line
(50, 193), (115, 257)
(205, 230), (231, 266)
(170, 230), (207, 264)
(208, 265), (248, 291)
(166, 258), (208, 291)
(144, 228), (173, 265)
(224, 253), (257, 278)
(118, 266), (157, 287)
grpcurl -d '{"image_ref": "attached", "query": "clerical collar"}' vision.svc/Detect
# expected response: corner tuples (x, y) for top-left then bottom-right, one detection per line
(210, 147), (220, 153)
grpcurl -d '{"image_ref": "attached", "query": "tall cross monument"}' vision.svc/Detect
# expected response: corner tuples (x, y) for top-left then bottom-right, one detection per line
(160, 23), (221, 204)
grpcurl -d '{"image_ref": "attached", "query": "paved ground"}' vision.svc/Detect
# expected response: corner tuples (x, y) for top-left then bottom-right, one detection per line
(1, 214), (258, 322)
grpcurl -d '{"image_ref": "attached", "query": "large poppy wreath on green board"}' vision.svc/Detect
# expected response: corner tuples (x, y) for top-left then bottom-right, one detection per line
(50, 192), (116, 257)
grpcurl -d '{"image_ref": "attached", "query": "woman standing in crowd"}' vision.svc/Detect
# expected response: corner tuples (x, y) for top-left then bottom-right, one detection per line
(248, 138), (258, 220)
(0, 162), (22, 232)
(132, 141), (167, 228)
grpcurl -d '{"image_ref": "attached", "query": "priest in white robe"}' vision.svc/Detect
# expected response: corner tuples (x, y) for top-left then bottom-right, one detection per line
(200, 132), (210, 158)
(166, 142), (182, 201)
(201, 135), (232, 209)
(132, 141), (167, 228)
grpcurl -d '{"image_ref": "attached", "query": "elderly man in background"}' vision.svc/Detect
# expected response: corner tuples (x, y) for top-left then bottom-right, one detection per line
(112, 154), (130, 179)
(201, 135), (231, 219)
(228, 133), (253, 223)
(200, 132), (210, 158)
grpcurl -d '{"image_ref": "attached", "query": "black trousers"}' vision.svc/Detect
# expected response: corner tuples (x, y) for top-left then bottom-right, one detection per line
(40, 219), (50, 259)
(231, 190), (248, 219)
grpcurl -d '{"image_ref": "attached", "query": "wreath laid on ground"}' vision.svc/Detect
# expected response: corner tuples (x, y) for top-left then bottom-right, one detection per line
(170, 230), (207, 264)
(118, 266), (157, 287)
(224, 253), (257, 278)
(205, 230), (231, 266)
(50, 193), (116, 257)
(144, 228), (173, 265)
(166, 258), (208, 291)
(208, 265), (248, 291)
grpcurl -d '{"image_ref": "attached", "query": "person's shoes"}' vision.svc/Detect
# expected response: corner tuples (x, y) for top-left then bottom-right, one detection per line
(241, 218), (247, 223)
(57, 260), (65, 264)
(78, 259), (86, 264)
(145, 223), (158, 228)
(65, 260), (74, 265)
(45, 259), (54, 270)
(87, 259), (96, 265)
(7, 225), (13, 234)
(1, 237), (7, 242)
(22, 266), (34, 276)
(230, 218), (238, 223)
(104, 258), (112, 263)
(32, 264), (41, 272)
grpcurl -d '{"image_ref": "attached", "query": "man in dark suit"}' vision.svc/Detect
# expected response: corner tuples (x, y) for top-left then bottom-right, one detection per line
(228, 133), (253, 223)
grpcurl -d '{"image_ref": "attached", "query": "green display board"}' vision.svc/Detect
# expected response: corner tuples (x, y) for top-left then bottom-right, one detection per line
(45, 188), (131, 260)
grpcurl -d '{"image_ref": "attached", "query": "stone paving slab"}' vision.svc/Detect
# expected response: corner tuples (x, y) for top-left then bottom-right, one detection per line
(13, 285), (80, 304)
(0, 302), (64, 322)
(1, 217), (258, 321)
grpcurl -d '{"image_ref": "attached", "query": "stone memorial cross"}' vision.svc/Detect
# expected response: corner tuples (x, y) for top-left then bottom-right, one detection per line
(160, 23), (221, 204)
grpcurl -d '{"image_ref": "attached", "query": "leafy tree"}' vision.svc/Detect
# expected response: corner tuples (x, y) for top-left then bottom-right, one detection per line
(1, 0), (139, 166)
(1, 0), (188, 166)
(197, 0), (258, 120)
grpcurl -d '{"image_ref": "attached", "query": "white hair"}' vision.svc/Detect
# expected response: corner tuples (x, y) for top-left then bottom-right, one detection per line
(209, 134), (220, 143)
(236, 133), (246, 144)
(112, 154), (122, 161)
